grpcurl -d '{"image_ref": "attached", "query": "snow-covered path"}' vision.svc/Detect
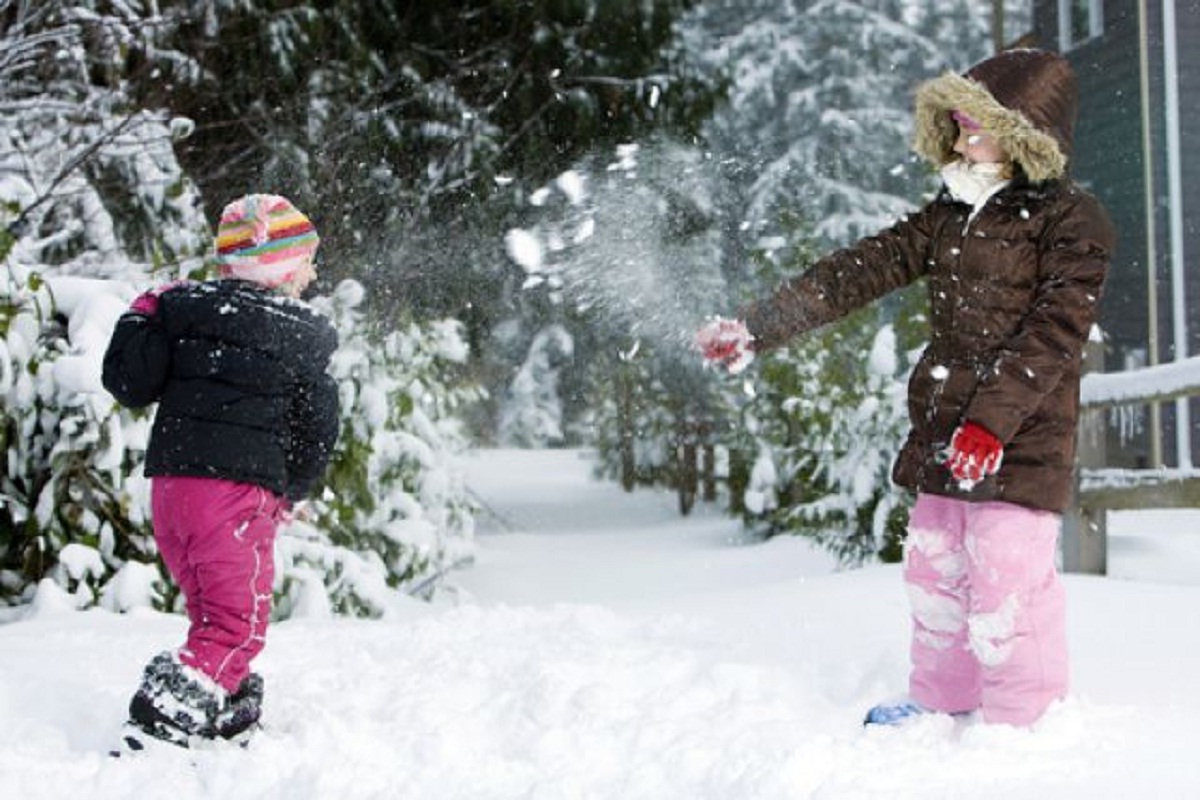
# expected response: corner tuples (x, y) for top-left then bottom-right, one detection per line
(1, 449), (1198, 799)
(458, 448), (840, 607)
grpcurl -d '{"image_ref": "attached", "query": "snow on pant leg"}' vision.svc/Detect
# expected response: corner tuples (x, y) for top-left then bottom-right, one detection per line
(964, 501), (1067, 726)
(156, 477), (283, 693)
(904, 493), (980, 714)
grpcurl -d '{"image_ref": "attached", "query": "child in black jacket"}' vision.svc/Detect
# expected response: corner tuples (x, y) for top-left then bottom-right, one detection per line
(103, 194), (340, 748)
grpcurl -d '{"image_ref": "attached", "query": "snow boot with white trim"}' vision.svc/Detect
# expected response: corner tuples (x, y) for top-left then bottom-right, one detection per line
(124, 651), (224, 748)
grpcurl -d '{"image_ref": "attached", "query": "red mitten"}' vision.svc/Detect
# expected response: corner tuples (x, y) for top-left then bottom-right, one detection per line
(128, 280), (192, 316)
(945, 421), (1004, 485)
(694, 317), (755, 374)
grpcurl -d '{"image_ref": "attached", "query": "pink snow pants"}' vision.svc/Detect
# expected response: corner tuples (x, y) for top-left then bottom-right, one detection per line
(903, 494), (1068, 726)
(151, 476), (286, 693)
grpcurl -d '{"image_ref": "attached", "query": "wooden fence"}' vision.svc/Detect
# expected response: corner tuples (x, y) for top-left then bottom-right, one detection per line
(1062, 345), (1200, 573)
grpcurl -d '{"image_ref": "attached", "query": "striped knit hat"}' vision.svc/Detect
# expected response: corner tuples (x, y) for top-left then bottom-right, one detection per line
(215, 194), (319, 288)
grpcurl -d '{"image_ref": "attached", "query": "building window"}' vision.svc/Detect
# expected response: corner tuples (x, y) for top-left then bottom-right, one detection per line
(1058, 0), (1104, 50)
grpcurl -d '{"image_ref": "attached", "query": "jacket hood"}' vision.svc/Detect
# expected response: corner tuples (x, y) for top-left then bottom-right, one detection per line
(912, 48), (1078, 182)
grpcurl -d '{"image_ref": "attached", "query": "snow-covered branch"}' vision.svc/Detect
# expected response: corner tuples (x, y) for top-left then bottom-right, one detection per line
(1080, 354), (1200, 409)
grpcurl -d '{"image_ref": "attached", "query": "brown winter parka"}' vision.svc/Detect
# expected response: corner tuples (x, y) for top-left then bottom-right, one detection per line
(740, 50), (1116, 513)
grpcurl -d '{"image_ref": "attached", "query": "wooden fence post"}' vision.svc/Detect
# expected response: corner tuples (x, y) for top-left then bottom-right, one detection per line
(1062, 340), (1107, 574)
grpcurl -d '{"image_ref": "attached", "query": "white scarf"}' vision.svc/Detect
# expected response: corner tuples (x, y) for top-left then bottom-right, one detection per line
(940, 160), (1009, 213)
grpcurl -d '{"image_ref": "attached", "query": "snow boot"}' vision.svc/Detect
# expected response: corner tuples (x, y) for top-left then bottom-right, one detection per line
(125, 651), (224, 748)
(213, 672), (264, 743)
(862, 697), (930, 727)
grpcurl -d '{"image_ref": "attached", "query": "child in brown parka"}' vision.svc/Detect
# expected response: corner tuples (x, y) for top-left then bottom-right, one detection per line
(697, 49), (1115, 727)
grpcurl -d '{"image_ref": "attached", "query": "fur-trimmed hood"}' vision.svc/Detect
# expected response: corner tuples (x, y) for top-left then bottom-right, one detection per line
(913, 49), (1079, 182)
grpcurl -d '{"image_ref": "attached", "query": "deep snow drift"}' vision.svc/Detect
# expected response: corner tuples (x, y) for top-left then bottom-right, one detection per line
(1, 448), (1197, 799)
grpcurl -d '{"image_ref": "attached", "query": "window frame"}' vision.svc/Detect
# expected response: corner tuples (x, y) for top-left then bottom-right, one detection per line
(1058, 0), (1105, 50)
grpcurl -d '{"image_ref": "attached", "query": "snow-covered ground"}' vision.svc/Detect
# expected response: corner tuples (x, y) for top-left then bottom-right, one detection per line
(1, 448), (1197, 799)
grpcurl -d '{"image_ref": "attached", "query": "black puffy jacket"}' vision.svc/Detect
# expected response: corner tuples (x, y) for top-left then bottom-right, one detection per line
(102, 279), (340, 501)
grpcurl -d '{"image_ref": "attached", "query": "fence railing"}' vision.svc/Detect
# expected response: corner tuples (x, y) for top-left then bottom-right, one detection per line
(1062, 345), (1200, 574)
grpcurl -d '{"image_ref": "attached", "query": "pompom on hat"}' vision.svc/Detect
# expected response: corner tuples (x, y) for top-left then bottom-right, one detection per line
(215, 194), (319, 288)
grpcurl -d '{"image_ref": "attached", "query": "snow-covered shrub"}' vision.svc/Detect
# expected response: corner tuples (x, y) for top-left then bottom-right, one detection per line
(0, 270), (164, 608)
(273, 280), (480, 618)
(738, 301), (922, 564)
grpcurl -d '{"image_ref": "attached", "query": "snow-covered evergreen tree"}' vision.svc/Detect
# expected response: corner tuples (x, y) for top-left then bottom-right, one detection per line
(739, 311), (921, 564)
(498, 324), (574, 448)
(675, 0), (993, 253)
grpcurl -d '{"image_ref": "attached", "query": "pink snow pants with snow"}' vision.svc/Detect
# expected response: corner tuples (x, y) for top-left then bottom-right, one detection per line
(151, 476), (286, 693)
(903, 494), (1068, 726)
